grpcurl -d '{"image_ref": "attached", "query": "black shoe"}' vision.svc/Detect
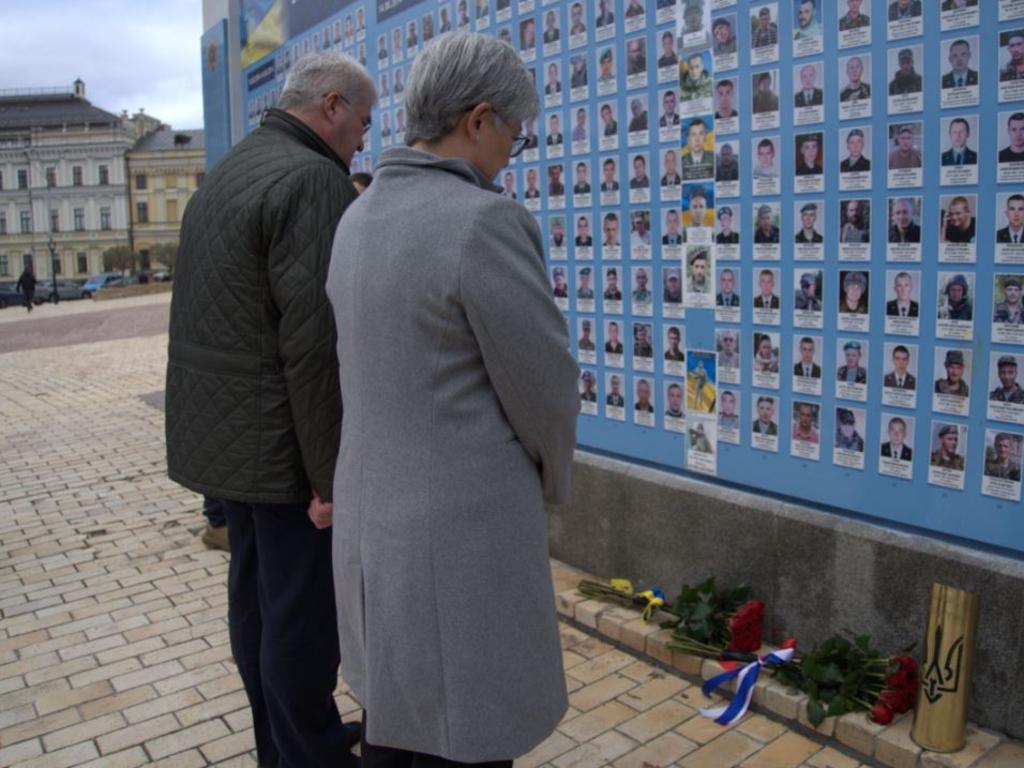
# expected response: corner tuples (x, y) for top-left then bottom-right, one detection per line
(341, 721), (362, 750)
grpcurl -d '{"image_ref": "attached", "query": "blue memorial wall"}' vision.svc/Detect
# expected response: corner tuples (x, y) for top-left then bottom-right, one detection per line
(236, 0), (1024, 554)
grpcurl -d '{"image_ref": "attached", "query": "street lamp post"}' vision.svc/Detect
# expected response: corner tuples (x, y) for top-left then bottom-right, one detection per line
(47, 234), (59, 304)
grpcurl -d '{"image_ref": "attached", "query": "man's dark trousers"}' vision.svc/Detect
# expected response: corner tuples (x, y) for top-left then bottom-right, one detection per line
(222, 500), (355, 768)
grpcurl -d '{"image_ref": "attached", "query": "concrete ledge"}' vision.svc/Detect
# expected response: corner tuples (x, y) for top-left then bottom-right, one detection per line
(548, 451), (1024, 739)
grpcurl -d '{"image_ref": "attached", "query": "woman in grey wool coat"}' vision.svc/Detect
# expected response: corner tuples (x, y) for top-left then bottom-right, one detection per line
(326, 31), (580, 768)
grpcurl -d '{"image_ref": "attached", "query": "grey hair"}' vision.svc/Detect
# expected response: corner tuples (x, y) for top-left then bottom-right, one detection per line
(278, 51), (377, 111)
(404, 31), (539, 144)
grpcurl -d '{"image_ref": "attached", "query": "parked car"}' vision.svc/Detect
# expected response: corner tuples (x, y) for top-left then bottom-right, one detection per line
(36, 279), (88, 303)
(81, 273), (123, 297)
(0, 281), (24, 309)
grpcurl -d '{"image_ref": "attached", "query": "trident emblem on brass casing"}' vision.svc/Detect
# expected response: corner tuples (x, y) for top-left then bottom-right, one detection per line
(920, 623), (964, 703)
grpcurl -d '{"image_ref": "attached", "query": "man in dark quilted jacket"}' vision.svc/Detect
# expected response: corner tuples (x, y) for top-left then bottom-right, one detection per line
(166, 52), (375, 768)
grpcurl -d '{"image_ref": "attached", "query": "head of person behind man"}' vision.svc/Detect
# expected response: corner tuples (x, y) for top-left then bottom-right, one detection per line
(277, 51), (377, 166)
(403, 32), (538, 181)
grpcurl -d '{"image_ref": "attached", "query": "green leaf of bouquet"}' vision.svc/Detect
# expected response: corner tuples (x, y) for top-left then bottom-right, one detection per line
(807, 698), (826, 726)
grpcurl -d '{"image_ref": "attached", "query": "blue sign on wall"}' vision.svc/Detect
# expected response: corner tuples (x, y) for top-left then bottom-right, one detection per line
(201, 20), (233, 170)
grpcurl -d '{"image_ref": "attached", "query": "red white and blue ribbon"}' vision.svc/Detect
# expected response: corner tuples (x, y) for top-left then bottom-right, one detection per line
(699, 647), (796, 725)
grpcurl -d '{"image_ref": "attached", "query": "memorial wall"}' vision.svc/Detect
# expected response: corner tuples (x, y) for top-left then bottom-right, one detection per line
(236, 0), (1024, 555)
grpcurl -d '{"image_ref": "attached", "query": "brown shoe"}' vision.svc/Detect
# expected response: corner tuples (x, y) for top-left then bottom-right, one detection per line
(201, 524), (230, 552)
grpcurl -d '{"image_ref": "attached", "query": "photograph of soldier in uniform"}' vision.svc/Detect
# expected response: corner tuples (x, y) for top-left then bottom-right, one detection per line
(570, 55), (588, 94)
(837, 339), (867, 384)
(839, 270), (869, 313)
(930, 423), (965, 472)
(629, 153), (650, 201)
(888, 123), (922, 171)
(793, 0), (823, 46)
(1000, 30), (1024, 102)
(551, 267), (568, 300)
(719, 390), (740, 433)
(626, 36), (646, 78)
(794, 202), (823, 244)
(547, 164), (565, 201)
(596, 46), (615, 92)
(942, 38), (979, 102)
(750, 4), (780, 58)
(572, 161), (591, 196)
(630, 210), (652, 251)
(635, 378), (655, 414)
(792, 402), (821, 446)
(884, 344), (916, 390)
(713, 15), (737, 58)
(838, 0), (870, 33)
(716, 142), (739, 185)
(839, 199), (870, 244)
(687, 352), (716, 414)
(579, 370), (597, 403)
(753, 395), (779, 436)
(1001, 111), (1024, 167)
(985, 431), (1023, 481)
(600, 158), (619, 195)
(665, 326), (686, 362)
(717, 329), (741, 370)
(677, 0), (710, 46)
(689, 422), (714, 453)
(995, 276), (1024, 325)
(666, 382), (685, 420)
(576, 267), (594, 304)
(604, 320), (624, 356)
(681, 118), (713, 180)
(935, 349), (970, 398)
(627, 97), (648, 136)
(595, 0), (615, 33)
(574, 215), (593, 249)
(679, 51), (713, 109)
(939, 196), (977, 244)
(632, 269), (652, 306)
(888, 47), (922, 97)
(660, 90), (681, 130)
(794, 270), (823, 312)
(993, 353), (1024, 402)
(633, 322), (654, 360)
(606, 373), (625, 409)
(663, 208), (684, 246)
(577, 317), (596, 352)
(938, 273), (973, 321)
(794, 62), (824, 108)
(888, 0), (923, 39)
(998, 194), (1024, 246)
(888, 199), (921, 244)
(752, 71), (780, 115)
(794, 133), (824, 192)
(839, 54), (872, 109)
(794, 336), (822, 378)
(657, 150), (681, 195)
(753, 138), (779, 186)
(683, 184), (712, 230)
(835, 408), (865, 452)
(715, 267), (740, 308)
(716, 206), (740, 245)
(519, 16), (536, 55)
(753, 331), (780, 374)
(603, 268), (622, 301)
(754, 268), (780, 308)
(840, 127), (871, 177)
(715, 79), (739, 121)
(886, 271), (919, 319)
(658, 29), (678, 69)
(881, 416), (913, 461)
(687, 249), (710, 293)
(501, 170), (517, 200)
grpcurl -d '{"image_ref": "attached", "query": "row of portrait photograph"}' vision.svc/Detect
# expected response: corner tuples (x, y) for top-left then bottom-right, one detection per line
(578, 362), (1022, 497)
(554, 264), (1024, 341)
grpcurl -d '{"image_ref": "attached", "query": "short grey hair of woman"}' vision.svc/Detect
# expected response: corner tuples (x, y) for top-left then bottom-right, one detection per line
(278, 51), (377, 111)
(403, 31), (539, 145)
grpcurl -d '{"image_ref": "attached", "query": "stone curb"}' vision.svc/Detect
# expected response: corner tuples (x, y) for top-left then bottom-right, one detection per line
(555, 584), (1011, 768)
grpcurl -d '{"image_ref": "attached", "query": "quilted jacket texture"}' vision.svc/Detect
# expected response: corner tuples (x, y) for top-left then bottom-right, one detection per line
(165, 109), (355, 504)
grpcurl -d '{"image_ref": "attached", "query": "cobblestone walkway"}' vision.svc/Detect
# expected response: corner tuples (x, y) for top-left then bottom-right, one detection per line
(0, 324), (966, 767)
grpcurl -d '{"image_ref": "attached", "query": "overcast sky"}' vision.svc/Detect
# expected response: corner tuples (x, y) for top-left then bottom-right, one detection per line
(0, 0), (206, 129)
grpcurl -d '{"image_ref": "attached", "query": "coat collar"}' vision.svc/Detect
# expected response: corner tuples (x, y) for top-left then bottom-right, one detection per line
(261, 108), (350, 174)
(375, 146), (502, 193)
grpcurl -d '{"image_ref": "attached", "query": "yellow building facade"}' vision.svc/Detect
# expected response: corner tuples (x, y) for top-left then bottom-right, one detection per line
(126, 129), (205, 272)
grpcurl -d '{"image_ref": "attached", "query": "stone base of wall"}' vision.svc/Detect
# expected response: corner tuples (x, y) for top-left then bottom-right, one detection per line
(547, 451), (1024, 740)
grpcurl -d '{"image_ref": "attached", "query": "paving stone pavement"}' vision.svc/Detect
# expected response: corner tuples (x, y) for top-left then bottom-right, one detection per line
(0, 329), (881, 767)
